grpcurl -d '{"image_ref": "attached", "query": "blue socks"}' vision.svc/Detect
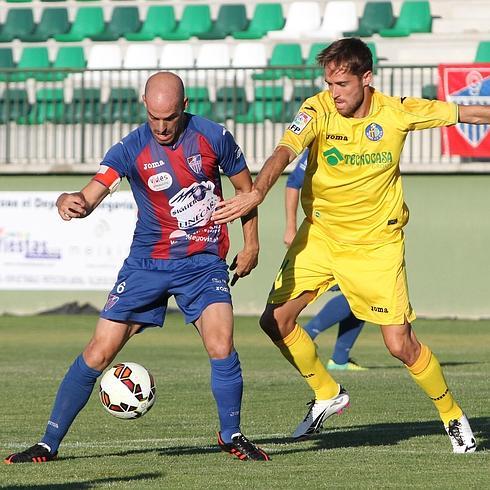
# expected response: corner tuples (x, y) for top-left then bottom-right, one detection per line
(304, 293), (365, 364)
(210, 351), (243, 443)
(41, 354), (101, 453)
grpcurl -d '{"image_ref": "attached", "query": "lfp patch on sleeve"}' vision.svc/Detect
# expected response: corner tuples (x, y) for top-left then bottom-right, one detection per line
(288, 112), (312, 134)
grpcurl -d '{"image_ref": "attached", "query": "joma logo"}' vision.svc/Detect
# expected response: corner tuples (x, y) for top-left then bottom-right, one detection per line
(371, 306), (389, 313)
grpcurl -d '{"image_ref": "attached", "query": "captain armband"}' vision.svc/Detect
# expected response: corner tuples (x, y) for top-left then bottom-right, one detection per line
(92, 165), (122, 195)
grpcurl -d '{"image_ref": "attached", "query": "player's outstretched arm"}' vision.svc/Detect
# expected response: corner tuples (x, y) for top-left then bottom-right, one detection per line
(458, 105), (490, 124)
(227, 168), (259, 285)
(56, 180), (110, 221)
(212, 146), (296, 225)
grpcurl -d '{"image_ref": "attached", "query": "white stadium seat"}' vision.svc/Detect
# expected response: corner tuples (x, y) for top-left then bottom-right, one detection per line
(268, 2), (321, 39)
(308, 1), (358, 39)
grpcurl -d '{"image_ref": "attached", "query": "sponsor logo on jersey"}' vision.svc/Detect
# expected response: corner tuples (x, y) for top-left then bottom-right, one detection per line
(187, 154), (202, 173)
(326, 134), (348, 141)
(148, 172), (173, 191)
(371, 305), (389, 313)
(365, 123), (384, 141)
(323, 146), (393, 167)
(288, 111), (312, 134)
(143, 160), (165, 170)
(323, 147), (344, 166)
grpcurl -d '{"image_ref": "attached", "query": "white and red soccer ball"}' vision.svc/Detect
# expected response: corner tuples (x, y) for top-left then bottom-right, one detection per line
(99, 362), (156, 419)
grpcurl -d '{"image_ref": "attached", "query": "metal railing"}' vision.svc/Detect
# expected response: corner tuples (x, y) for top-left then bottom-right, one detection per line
(0, 65), (489, 173)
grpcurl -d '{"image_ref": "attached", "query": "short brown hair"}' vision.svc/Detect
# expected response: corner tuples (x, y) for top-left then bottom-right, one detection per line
(316, 38), (372, 76)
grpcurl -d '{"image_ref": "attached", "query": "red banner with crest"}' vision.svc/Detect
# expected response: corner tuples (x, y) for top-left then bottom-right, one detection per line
(438, 64), (490, 157)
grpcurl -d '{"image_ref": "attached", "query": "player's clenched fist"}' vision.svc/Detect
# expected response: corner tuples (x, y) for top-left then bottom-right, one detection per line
(56, 192), (88, 220)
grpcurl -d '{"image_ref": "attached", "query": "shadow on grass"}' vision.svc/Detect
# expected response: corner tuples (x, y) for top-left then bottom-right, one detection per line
(5, 472), (163, 489)
(60, 416), (489, 462)
(365, 361), (484, 370)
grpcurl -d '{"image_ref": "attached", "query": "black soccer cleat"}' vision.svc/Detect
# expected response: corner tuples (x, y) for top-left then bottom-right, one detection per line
(4, 443), (58, 464)
(218, 432), (270, 461)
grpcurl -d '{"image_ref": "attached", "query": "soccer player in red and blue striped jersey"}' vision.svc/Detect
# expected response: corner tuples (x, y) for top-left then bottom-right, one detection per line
(5, 72), (269, 464)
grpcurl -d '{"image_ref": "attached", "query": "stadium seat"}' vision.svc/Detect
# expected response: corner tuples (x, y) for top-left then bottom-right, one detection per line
(10, 47), (50, 82)
(55, 88), (102, 124)
(0, 48), (15, 81)
(236, 85), (285, 123)
(35, 46), (85, 82)
(285, 84), (321, 119)
(233, 2), (284, 40)
(186, 87), (212, 118)
(18, 88), (65, 125)
(475, 41), (490, 62)
(159, 44), (195, 69)
(0, 89), (30, 123)
(90, 6), (141, 41)
(124, 6), (176, 41)
(54, 7), (104, 42)
(6, 0), (32, 2)
(101, 88), (143, 124)
(344, 1), (395, 37)
(19, 8), (70, 42)
(289, 42), (326, 80)
(379, 1), (432, 37)
(232, 43), (268, 69)
(161, 5), (212, 41)
(308, 1), (358, 39)
(0, 8), (35, 42)
(268, 2), (321, 39)
(198, 4), (248, 40)
(124, 45), (158, 69)
(214, 86), (248, 122)
(252, 43), (303, 80)
(87, 44), (122, 70)
(196, 43), (231, 69)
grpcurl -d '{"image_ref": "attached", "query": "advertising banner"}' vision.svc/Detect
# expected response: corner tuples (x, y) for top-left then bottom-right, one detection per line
(438, 64), (490, 157)
(0, 192), (137, 290)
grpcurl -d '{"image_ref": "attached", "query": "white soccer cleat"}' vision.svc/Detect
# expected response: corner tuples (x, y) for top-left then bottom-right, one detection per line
(292, 385), (350, 440)
(445, 414), (477, 453)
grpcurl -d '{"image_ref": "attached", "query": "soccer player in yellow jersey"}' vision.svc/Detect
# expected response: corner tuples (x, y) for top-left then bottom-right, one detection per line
(213, 38), (490, 453)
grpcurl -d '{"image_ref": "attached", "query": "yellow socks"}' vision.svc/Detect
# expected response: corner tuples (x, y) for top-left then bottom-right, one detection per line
(407, 344), (463, 425)
(274, 324), (339, 400)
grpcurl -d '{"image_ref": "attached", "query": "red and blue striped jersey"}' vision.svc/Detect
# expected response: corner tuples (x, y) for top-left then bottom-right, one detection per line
(93, 114), (247, 259)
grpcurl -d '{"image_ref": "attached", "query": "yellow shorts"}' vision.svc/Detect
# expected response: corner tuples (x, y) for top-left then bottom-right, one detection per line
(268, 220), (416, 325)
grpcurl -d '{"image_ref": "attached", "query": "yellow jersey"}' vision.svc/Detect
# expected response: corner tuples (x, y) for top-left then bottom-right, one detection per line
(279, 89), (458, 244)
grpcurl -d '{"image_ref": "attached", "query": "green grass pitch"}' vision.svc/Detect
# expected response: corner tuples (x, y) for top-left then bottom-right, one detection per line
(1, 315), (489, 488)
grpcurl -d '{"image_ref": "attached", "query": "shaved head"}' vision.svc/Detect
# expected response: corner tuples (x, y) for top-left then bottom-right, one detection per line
(143, 72), (188, 145)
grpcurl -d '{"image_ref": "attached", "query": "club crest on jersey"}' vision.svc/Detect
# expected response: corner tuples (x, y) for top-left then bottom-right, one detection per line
(104, 294), (119, 311)
(365, 123), (383, 141)
(288, 112), (312, 134)
(187, 154), (202, 173)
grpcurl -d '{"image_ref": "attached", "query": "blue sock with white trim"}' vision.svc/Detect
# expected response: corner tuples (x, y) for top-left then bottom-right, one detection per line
(210, 351), (243, 443)
(41, 354), (101, 453)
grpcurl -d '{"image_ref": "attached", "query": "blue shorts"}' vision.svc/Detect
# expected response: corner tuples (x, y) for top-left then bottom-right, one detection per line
(100, 254), (232, 327)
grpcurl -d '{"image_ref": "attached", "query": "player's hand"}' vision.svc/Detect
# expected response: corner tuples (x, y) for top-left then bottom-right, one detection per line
(212, 190), (262, 224)
(229, 247), (259, 286)
(283, 227), (297, 248)
(56, 192), (89, 221)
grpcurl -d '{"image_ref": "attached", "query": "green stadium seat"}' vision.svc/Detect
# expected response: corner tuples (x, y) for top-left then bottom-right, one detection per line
(90, 7), (140, 41)
(422, 84), (437, 100)
(6, 0), (32, 3)
(186, 87), (212, 118)
(379, 1), (432, 37)
(19, 8), (70, 42)
(236, 85), (285, 123)
(55, 7), (104, 42)
(289, 43), (325, 80)
(0, 48), (15, 81)
(55, 88), (102, 124)
(36, 46), (86, 82)
(18, 88), (65, 125)
(0, 8), (35, 42)
(161, 5), (212, 41)
(367, 42), (379, 69)
(10, 47), (50, 82)
(285, 84), (321, 119)
(0, 89), (30, 123)
(475, 41), (490, 62)
(344, 1), (394, 37)
(252, 43), (303, 81)
(125, 6), (176, 41)
(101, 88), (142, 124)
(214, 86), (248, 122)
(198, 4), (248, 40)
(232, 3), (284, 40)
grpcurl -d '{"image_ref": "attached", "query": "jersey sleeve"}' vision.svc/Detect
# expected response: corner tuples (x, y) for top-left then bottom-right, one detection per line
(217, 128), (247, 177)
(92, 141), (129, 190)
(286, 150), (308, 189)
(278, 99), (319, 156)
(398, 97), (458, 131)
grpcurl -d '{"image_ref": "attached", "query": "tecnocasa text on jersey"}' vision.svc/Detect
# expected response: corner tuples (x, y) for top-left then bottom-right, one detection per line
(344, 151), (393, 166)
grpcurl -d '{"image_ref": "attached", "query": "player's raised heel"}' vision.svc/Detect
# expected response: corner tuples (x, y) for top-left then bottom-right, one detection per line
(218, 432), (270, 461)
(4, 443), (57, 464)
(445, 414), (477, 453)
(327, 358), (368, 371)
(292, 385), (350, 440)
